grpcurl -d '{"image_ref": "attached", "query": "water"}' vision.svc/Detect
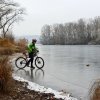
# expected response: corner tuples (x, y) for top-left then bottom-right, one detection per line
(14, 45), (100, 100)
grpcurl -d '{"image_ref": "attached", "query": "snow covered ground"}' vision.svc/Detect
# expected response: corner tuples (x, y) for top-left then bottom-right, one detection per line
(13, 74), (78, 100)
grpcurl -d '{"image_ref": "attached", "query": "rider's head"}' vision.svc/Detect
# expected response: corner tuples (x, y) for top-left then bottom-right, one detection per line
(32, 39), (37, 44)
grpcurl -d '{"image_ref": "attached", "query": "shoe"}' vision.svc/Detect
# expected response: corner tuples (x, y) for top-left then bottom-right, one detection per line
(31, 66), (35, 69)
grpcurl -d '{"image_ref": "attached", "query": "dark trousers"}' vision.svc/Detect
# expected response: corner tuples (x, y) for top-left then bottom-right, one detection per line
(27, 52), (34, 67)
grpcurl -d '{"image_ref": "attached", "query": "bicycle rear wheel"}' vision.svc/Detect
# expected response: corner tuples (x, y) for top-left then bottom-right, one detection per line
(15, 57), (27, 69)
(35, 57), (44, 69)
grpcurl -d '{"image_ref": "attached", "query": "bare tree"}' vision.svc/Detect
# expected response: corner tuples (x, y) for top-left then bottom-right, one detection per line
(0, 0), (25, 38)
(40, 25), (51, 45)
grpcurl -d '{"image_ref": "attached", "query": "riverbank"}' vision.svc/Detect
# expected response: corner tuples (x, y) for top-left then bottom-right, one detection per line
(10, 75), (77, 100)
(0, 79), (63, 100)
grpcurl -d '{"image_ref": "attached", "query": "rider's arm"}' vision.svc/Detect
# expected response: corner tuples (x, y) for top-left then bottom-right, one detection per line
(34, 45), (39, 52)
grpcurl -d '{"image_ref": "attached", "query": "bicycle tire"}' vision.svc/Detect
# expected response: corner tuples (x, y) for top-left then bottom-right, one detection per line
(15, 57), (27, 69)
(35, 57), (44, 69)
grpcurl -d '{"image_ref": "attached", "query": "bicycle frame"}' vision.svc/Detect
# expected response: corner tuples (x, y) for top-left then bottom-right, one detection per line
(23, 52), (39, 60)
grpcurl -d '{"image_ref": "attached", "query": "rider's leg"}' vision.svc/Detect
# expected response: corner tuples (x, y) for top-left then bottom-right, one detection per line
(29, 53), (35, 68)
(30, 56), (34, 68)
(26, 53), (31, 66)
(26, 53), (35, 68)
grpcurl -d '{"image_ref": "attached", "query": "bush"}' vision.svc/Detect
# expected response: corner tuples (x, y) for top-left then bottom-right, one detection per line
(16, 38), (28, 47)
(15, 38), (28, 52)
(89, 79), (100, 100)
(1, 31), (15, 43)
(0, 38), (15, 47)
(0, 56), (13, 93)
(0, 47), (14, 55)
(0, 39), (20, 55)
(0, 37), (28, 54)
(5, 33), (15, 43)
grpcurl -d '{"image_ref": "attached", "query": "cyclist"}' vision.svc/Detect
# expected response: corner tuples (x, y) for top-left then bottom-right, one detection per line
(26, 39), (38, 68)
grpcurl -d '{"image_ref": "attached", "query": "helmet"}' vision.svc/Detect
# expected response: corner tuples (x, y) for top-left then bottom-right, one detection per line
(32, 39), (37, 43)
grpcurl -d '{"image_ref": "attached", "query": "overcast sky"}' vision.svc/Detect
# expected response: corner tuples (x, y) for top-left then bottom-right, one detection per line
(13, 0), (100, 36)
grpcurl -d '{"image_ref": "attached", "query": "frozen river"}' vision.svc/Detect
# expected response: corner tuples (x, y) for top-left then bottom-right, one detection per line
(13, 45), (100, 100)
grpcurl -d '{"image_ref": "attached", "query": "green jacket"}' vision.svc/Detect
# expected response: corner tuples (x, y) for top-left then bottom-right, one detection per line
(27, 43), (36, 53)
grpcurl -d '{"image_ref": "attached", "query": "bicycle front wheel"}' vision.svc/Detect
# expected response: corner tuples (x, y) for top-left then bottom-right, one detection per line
(15, 57), (27, 69)
(35, 57), (44, 69)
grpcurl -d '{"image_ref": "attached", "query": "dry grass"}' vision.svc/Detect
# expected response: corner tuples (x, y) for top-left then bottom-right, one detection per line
(16, 38), (28, 47)
(0, 47), (14, 55)
(0, 38), (15, 47)
(0, 56), (14, 93)
(15, 38), (28, 53)
(0, 37), (28, 95)
(89, 79), (100, 100)
(0, 31), (15, 43)
(0, 38), (23, 55)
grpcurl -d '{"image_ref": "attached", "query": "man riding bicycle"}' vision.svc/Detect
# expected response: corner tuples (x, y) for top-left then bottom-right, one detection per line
(26, 39), (38, 69)
(15, 39), (44, 69)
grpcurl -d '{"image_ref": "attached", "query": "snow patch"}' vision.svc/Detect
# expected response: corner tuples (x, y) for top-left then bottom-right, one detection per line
(13, 74), (78, 100)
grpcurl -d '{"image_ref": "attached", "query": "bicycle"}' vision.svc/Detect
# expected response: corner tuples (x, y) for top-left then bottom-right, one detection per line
(15, 51), (44, 69)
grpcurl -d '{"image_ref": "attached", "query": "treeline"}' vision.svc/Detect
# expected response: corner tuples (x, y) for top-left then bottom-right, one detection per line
(40, 17), (100, 45)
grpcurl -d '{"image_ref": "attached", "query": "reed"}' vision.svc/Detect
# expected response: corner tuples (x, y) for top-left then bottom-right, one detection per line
(0, 56), (13, 93)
